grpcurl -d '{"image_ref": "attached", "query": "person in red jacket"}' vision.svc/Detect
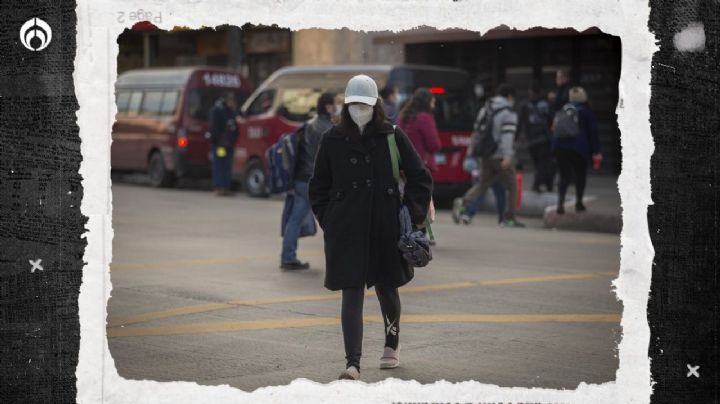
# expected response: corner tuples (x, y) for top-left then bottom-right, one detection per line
(397, 88), (442, 173)
(398, 88), (441, 243)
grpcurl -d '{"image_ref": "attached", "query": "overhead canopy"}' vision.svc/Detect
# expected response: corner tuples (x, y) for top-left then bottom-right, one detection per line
(372, 26), (604, 45)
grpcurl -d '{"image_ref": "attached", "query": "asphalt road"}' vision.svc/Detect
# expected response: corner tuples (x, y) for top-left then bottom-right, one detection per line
(107, 181), (622, 392)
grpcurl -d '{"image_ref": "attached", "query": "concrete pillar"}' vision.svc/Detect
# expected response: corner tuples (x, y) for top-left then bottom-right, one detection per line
(143, 33), (150, 68)
(228, 26), (243, 69)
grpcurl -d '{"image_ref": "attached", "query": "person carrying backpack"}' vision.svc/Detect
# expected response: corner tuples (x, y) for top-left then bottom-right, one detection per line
(280, 92), (341, 270)
(309, 75), (432, 381)
(451, 84), (525, 227)
(519, 82), (556, 193)
(551, 86), (602, 214)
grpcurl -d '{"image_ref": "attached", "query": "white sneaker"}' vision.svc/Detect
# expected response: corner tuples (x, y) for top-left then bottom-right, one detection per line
(338, 365), (360, 380)
(380, 345), (400, 369)
(451, 198), (463, 224)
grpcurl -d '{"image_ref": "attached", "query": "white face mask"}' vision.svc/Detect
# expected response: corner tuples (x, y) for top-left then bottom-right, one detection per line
(348, 104), (374, 130)
(334, 104), (343, 117)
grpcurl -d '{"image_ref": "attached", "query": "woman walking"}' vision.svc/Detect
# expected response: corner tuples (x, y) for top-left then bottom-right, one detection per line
(398, 88), (441, 243)
(551, 86), (602, 214)
(309, 75), (433, 380)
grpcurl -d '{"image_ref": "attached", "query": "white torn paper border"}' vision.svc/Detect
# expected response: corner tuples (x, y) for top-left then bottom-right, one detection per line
(75, 0), (657, 402)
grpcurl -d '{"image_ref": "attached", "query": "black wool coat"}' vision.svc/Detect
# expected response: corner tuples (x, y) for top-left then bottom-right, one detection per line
(309, 121), (433, 291)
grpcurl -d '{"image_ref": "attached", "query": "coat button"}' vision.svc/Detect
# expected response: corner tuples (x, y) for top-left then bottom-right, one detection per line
(366, 179), (373, 187)
(350, 157), (358, 164)
(387, 187), (394, 195)
(352, 181), (358, 189)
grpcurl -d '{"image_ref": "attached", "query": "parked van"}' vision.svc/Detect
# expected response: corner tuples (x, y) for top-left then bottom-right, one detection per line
(237, 65), (477, 199)
(113, 66), (254, 187)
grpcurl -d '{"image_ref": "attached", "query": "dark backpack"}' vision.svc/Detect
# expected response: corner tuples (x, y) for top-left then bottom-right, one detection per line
(265, 124), (306, 194)
(525, 99), (550, 143)
(553, 103), (580, 140)
(470, 101), (508, 158)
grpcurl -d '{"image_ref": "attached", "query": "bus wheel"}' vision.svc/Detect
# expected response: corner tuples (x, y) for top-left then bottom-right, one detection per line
(148, 152), (175, 188)
(243, 159), (268, 198)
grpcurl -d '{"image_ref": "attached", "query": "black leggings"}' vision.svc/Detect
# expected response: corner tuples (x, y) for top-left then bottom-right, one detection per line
(341, 284), (401, 370)
(555, 149), (587, 206)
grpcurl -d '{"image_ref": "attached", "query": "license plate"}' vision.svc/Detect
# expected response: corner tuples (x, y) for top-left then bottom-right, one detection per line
(435, 153), (447, 165)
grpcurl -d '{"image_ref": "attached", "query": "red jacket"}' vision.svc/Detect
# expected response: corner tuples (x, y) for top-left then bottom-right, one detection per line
(398, 112), (442, 172)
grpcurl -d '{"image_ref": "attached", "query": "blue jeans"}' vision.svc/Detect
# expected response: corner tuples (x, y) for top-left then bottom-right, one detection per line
(281, 181), (310, 263)
(211, 145), (234, 190)
(465, 179), (506, 223)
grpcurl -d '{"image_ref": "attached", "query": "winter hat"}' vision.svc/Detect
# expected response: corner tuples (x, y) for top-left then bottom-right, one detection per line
(569, 86), (588, 103)
(344, 75), (378, 106)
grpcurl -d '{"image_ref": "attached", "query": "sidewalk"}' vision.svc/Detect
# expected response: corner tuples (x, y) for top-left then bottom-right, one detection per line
(472, 173), (622, 234)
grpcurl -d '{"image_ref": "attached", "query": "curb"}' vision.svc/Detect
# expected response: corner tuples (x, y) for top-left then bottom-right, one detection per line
(543, 207), (622, 234)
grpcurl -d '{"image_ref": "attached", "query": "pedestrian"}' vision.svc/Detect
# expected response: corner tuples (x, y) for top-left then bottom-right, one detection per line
(380, 85), (400, 124)
(519, 82), (556, 192)
(552, 69), (572, 115)
(309, 74), (433, 380)
(398, 88), (441, 243)
(208, 92), (238, 196)
(451, 84), (525, 227)
(551, 86), (602, 214)
(280, 92), (341, 270)
(462, 156), (507, 224)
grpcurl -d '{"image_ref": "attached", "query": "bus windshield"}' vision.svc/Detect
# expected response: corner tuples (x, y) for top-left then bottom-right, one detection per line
(390, 67), (477, 132)
(186, 88), (249, 120)
(253, 71), (389, 122)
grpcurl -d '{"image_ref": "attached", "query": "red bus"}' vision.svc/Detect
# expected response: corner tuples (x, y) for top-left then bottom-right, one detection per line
(236, 65), (477, 199)
(112, 66), (253, 187)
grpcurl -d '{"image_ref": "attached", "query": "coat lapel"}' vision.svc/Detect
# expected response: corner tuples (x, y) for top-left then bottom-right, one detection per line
(367, 122), (394, 152)
(336, 121), (395, 154)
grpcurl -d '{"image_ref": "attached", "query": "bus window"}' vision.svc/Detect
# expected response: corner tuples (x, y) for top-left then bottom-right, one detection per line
(433, 91), (477, 132)
(160, 91), (179, 115)
(127, 91), (143, 116)
(187, 88), (245, 120)
(390, 67), (476, 132)
(263, 71), (389, 122)
(141, 91), (164, 115)
(116, 91), (131, 113)
(245, 89), (276, 116)
(277, 88), (322, 122)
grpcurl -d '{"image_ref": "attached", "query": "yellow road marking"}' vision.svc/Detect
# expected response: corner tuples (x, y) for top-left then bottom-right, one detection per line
(111, 250), (324, 272)
(576, 237), (619, 245)
(107, 271), (616, 328)
(229, 294), (340, 306)
(477, 272), (616, 286)
(108, 303), (235, 326)
(108, 313), (621, 338)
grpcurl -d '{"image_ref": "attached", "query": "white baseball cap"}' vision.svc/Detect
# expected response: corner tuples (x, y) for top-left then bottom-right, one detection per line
(344, 75), (378, 106)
